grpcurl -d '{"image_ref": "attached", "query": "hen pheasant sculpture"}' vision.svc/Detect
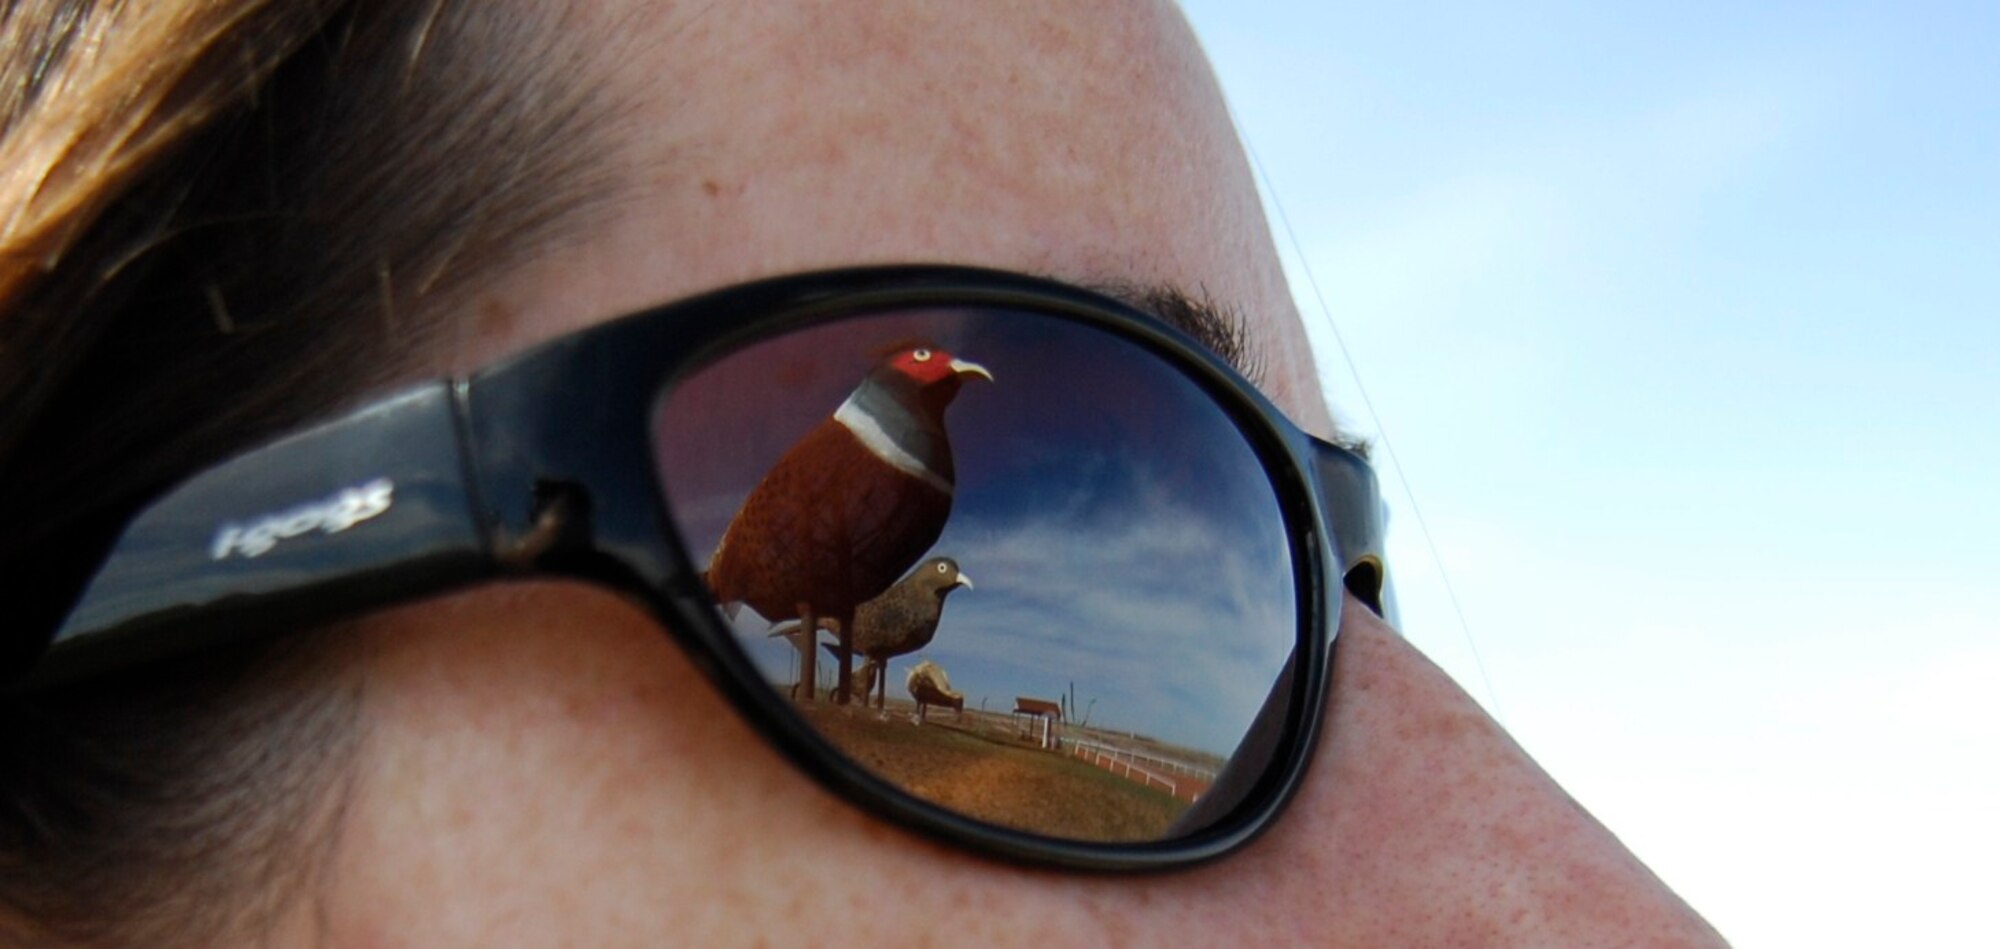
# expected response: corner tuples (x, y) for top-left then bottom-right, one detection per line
(775, 556), (973, 709)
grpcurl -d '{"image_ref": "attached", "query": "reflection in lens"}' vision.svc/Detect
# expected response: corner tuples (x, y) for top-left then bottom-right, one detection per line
(697, 340), (991, 707)
(904, 659), (964, 723)
(771, 556), (974, 709)
(655, 307), (1297, 844)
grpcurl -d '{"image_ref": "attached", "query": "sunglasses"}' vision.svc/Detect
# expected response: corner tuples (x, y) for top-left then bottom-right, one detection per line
(19, 266), (1386, 871)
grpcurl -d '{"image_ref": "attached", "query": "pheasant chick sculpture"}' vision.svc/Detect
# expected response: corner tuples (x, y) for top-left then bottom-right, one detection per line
(906, 660), (965, 725)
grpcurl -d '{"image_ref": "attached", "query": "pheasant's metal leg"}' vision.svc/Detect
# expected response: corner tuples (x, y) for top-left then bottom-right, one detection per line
(833, 612), (854, 705)
(796, 603), (817, 703)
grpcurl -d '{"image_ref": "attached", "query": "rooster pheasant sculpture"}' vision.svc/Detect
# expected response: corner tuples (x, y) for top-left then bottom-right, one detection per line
(706, 344), (991, 703)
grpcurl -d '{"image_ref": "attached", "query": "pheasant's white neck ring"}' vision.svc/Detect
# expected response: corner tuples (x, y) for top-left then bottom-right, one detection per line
(833, 396), (954, 496)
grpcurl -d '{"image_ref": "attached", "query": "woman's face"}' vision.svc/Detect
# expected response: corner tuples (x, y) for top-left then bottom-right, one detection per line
(309, 1), (1719, 943)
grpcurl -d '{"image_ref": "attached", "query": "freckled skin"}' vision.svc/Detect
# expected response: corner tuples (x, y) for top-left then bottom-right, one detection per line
(313, 0), (1725, 944)
(326, 588), (1718, 946)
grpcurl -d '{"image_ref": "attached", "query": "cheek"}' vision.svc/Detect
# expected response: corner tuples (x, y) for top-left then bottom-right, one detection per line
(1263, 598), (1725, 943)
(317, 582), (1107, 943)
(318, 585), (1420, 944)
(324, 582), (822, 940)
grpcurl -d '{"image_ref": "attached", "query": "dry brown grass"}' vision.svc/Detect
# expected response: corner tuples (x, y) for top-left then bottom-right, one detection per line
(799, 703), (1188, 843)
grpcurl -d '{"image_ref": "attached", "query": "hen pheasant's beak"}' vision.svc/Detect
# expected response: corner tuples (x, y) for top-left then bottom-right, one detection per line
(949, 359), (993, 383)
(952, 572), (974, 591)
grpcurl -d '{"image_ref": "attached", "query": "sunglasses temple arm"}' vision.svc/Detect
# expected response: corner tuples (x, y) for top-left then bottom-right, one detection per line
(17, 383), (496, 689)
(1307, 437), (1393, 623)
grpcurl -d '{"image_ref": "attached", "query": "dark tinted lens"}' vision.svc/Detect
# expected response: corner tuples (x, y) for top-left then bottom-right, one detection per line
(653, 306), (1298, 843)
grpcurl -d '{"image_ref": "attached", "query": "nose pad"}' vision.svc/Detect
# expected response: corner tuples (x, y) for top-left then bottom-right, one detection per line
(502, 478), (596, 572)
(1343, 559), (1385, 616)
(1305, 436), (1388, 622)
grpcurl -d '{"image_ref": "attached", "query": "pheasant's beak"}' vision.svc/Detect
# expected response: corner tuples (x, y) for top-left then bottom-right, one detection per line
(948, 359), (993, 383)
(952, 572), (974, 591)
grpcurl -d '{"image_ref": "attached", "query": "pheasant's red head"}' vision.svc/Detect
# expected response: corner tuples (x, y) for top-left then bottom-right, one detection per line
(881, 345), (993, 389)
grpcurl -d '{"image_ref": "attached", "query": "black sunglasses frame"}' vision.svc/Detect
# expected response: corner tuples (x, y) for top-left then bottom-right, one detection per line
(17, 265), (1385, 871)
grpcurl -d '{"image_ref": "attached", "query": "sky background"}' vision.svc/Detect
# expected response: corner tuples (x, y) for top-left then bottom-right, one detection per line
(1179, 2), (1998, 946)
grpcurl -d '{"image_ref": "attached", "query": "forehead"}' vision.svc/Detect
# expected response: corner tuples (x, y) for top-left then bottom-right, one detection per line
(458, 0), (1331, 433)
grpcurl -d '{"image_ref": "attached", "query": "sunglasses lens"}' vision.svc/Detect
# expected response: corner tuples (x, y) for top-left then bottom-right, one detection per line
(653, 306), (1299, 843)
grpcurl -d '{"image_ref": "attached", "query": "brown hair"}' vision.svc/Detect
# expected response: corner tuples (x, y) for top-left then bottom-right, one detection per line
(0, 0), (627, 942)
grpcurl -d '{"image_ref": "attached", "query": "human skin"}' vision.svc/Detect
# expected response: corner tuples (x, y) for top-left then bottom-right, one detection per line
(302, 1), (1726, 944)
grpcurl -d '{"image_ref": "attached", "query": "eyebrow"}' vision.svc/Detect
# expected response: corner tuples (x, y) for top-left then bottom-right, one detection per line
(1086, 281), (1268, 388)
(1085, 278), (1368, 454)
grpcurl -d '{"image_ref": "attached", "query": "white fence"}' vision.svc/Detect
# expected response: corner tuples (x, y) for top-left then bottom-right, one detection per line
(1067, 739), (1218, 802)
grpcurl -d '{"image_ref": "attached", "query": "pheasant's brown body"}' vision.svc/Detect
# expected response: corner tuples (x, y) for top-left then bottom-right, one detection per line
(708, 422), (952, 625)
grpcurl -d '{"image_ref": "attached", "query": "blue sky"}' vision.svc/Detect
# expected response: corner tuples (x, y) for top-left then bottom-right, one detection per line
(1181, 2), (1998, 946)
